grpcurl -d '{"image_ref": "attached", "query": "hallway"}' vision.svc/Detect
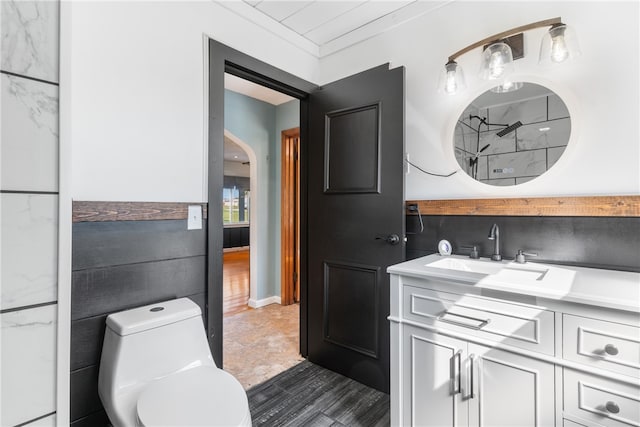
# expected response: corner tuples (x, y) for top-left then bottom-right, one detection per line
(223, 250), (304, 389)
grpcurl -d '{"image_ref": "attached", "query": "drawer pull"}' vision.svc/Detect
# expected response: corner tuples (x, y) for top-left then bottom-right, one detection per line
(437, 311), (491, 330)
(605, 401), (620, 414)
(451, 350), (462, 395)
(604, 344), (619, 356)
(469, 354), (476, 399)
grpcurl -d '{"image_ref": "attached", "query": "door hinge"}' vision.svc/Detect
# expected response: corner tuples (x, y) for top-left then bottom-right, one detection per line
(293, 271), (298, 283)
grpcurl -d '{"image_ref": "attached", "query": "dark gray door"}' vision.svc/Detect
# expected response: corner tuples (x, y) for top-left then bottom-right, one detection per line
(307, 64), (405, 393)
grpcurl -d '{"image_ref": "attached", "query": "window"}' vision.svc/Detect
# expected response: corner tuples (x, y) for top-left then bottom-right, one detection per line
(223, 186), (249, 224)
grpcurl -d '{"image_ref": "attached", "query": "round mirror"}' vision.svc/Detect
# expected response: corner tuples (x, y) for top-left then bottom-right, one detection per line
(454, 83), (571, 186)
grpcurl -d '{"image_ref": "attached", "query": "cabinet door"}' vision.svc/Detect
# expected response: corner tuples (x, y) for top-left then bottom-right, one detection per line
(402, 325), (468, 427)
(468, 343), (556, 427)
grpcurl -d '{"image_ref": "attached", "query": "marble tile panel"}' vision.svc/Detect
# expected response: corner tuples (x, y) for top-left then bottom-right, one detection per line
(517, 118), (571, 151)
(459, 106), (486, 128)
(516, 176), (535, 185)
(1, 193), (58, 310)
(1, 0), (59, 82)
(1, 73), (58, 192)
(548, 94), (570, 120)
(1, 304), (57, 427)
(490, 96), (547, 126)
(454, 122), (476, 151)
(481, 177), (516, 186)
(488, 149), (547, 180)
(548, 146), (567, 170)
(480, 130), (516, 155)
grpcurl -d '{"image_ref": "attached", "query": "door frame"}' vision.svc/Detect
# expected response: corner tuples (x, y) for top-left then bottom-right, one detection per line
(208, 39), (317, 365)
(281, 127), (300, 305)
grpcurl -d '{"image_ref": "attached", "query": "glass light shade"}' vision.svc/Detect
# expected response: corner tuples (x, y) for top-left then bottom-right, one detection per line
(479, 42), (514, 80)
(438, 61), (466, 95)
(490, 80), (523, 93)
(539, 24), (581, 65)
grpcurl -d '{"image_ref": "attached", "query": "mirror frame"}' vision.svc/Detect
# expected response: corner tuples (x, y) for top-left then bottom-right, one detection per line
(443, 74), (581, 192)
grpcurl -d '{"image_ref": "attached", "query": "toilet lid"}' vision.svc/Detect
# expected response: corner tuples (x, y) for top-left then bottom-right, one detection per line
(136, 366), (249, 426)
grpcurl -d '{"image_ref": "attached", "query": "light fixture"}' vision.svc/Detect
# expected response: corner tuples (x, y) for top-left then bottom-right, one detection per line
(438, 17), (580, 95)
(438, 60), (466, 95)
(539, 23), (581, 65)
(479, 42), (514, 81)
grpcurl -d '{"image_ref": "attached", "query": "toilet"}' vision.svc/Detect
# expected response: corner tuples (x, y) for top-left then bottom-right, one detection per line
(98, 298), (251, 427)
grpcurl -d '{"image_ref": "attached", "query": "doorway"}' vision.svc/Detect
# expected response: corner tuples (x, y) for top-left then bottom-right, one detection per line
(208, 41), (405, 394)
(221, 73), (304, 388)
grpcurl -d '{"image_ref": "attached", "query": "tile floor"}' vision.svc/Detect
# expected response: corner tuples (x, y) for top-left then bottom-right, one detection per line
(223, 303), (304, 389)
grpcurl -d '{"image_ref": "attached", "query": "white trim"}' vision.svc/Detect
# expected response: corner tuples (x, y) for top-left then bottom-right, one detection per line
(248, 296), (282, 309)
(56, 1), (72, 424)
(223, 130), (259, 305)
(223, 246), (250, 253)
(202, 34), (210, 201)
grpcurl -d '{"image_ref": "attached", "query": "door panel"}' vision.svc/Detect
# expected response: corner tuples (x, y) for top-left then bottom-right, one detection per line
(404, 326), (468, 427)
(323, 261), (380, 357)
(469, 343), (555, 427)
(325, 104), (380, 193)
(307, 64), (405, 392)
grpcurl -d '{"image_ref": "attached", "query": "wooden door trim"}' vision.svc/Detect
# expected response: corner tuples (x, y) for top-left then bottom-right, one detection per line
(281, 127), (300, 305)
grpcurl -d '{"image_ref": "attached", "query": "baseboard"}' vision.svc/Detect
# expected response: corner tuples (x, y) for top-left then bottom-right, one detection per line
(248, 296), (281, 308)
(223, 246), (250, 253)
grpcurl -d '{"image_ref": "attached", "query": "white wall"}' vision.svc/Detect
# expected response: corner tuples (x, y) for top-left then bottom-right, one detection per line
(319, 1), (640, 199)
(67, 1), (318, 202)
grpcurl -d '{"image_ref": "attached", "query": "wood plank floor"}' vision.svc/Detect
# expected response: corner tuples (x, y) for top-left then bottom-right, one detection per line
(247, 360), (390, 427)
(223, 250), (251, 316)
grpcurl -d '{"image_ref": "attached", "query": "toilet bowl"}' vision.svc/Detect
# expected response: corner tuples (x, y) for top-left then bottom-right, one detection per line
(98, 298), (251, 426)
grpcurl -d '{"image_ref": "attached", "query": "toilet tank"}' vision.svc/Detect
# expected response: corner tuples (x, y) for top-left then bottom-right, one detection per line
(99, 298), (215, 398)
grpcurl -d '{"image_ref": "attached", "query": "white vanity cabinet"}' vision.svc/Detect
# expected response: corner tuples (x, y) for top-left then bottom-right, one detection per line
(389, 255), (640, 427)
(401, 324), (555, 427)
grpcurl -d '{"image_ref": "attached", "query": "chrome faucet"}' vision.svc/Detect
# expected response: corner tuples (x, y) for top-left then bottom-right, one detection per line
(488, 224), (502, 261)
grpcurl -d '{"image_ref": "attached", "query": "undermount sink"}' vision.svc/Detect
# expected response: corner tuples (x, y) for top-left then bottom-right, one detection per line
(424, 255), (574, 296)
(427, 257), (505, 275)
(427, 256), (551, 282)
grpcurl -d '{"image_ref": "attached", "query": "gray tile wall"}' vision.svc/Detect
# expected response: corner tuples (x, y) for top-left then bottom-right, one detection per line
(1, 1), (60, 426)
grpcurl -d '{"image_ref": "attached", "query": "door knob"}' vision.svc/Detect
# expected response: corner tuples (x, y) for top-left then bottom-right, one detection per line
(375, 234), (400, 245)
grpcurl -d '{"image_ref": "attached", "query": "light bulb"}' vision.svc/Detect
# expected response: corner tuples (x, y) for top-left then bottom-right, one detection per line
(439, 60), (465, 95)
(489, 51), (505, 78)
(550, 34), (569, 63)
(479, 42), (514, 81)
(445, 69), (457, 94)
(539, 23), (580, 66)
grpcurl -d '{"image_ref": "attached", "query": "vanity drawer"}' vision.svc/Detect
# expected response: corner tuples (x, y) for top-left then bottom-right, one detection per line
(402, 285), (555, 355)
(563, 368), (640, 427)
(563, 314), (640, 378)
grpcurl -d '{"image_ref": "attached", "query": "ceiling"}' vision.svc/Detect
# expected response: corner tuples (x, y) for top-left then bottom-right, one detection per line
(224, 136), (250, 164)
(219, 0), (451, 57)
(225, 73), (295, 106)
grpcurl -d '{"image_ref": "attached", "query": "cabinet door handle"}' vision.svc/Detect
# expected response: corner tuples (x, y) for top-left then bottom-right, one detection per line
(452, 350), (462, 395)
(605, 401), (620, 414)
(604, 344), (619, 356)
(437, 311), (491, 330)
(469, 354), (476, 399)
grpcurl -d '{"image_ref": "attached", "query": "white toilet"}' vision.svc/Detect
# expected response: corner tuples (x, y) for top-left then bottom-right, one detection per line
(98, 298), (252, 427)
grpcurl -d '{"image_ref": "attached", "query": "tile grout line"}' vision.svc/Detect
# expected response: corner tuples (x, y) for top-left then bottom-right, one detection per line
(1, 69), (59, 86)
(1, 190), (59, 195)
(12, 411), (56, 427)
(1, 300), (58, 315)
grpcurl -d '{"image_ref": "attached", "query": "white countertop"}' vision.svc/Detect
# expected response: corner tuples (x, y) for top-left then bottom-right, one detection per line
(388, 254), (640, 313)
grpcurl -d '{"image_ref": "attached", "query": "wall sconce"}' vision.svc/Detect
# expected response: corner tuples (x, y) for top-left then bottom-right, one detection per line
(439, 17), (581, 95)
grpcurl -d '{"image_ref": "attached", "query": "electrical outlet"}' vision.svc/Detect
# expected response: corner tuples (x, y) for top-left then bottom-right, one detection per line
(187, 205), (202, 230)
